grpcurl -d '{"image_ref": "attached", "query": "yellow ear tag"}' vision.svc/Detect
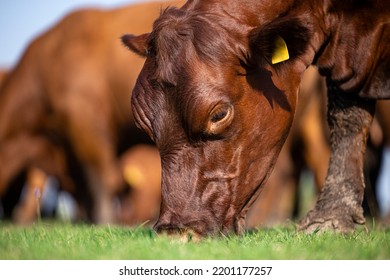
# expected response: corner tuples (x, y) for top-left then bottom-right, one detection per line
(271, 36), (290, 64)
(123, 164), (145, 189)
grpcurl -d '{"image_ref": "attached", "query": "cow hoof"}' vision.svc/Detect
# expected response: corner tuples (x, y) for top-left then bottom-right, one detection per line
(298, 208), (365, 234)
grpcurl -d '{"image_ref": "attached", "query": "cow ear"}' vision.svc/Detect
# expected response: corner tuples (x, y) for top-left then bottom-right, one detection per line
(249, 18), (311, 66)
(121, 33), (150, 57)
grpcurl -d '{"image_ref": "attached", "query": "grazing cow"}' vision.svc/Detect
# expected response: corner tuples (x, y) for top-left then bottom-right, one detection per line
(123, 0), (389, 236)
(0, 1), (183, 224)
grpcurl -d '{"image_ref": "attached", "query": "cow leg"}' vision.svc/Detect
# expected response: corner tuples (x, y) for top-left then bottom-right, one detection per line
(299, 80), (375, 233)
(83, 161), (121, 224)
(0, 135), (49, 197)
(12, 167), (47, 224)
(65, 102), (122, 224)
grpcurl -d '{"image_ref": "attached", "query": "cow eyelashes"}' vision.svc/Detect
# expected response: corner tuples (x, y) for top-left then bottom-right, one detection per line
(206, 103), (234, 135)
(211, 110), (228, 123)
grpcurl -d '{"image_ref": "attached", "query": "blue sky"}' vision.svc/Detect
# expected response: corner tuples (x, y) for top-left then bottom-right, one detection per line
(0, 0), (150, 68)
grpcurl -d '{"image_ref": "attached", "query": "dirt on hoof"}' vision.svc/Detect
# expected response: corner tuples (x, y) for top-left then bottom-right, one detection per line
(298, 208), (365, 234)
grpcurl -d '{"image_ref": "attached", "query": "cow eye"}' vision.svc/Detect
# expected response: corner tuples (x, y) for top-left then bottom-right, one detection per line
(206, 103), (234, 135)
(211, 110), (228, 123)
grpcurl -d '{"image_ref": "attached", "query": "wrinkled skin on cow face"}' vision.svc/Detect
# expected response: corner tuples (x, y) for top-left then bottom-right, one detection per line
(123, 5), (308, 236)
(133, 58), (299, 237)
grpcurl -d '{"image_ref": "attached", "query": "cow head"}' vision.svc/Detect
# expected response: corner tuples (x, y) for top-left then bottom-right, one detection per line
(122, 6), (311, 237)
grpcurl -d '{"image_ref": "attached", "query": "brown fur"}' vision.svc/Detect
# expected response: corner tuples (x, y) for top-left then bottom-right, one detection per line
(0, 69), (8, 86)
(246, 66), (329, 227)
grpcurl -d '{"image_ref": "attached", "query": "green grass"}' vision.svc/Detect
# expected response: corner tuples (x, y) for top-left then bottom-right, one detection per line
(0, 222), (389, 260)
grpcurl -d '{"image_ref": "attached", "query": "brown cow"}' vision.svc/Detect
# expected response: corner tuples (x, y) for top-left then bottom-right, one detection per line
(123, 0), (389, 236)
(0, 1), (183, 224)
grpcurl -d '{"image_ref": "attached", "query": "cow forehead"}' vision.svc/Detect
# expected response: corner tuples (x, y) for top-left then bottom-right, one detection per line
(145, 7), (248, 87)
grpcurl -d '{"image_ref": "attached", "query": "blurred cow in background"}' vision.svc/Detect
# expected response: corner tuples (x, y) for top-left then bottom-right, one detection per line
(0, 1), (183, 225)
(9, 143), (162, 226)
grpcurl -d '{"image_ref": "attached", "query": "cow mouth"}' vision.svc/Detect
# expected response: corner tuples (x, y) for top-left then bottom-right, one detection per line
(153, 224), (203, 242)
(153, 207), (248, 239)
(153, 213), (222, 238)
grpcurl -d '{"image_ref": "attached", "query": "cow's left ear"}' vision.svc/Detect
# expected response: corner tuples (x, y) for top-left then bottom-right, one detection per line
(249, 17), (311, 66)
(121, 33), (150, 57)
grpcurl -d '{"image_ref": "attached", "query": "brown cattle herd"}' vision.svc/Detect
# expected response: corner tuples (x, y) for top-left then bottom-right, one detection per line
(0, 0), (389, 235)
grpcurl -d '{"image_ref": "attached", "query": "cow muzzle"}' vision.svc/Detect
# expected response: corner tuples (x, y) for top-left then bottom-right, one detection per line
(154, 222), (202, 242)
(153, 211), (220, 240)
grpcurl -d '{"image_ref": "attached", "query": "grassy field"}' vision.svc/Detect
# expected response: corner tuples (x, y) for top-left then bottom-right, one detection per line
(1, 221), (389, 260)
